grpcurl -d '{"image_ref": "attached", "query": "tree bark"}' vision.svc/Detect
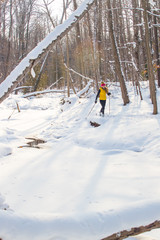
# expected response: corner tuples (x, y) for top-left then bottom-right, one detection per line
(153, 11), (160, 87)
(86, 11), (99, 90)
(93, 0), (100, 90)
(101, 220), (160, 240)
(73, 0), (85, 89)
(4, 0), (13, 78)
(142, 0), (158, 114)
(97, 0), (103, 79)
(107, 0), (129, 105)
(132, 0), (140, 70)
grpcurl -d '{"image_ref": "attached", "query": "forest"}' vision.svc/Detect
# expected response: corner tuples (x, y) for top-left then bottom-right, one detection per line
(0, 0), (160, 113)
(1, 1), (160, 239)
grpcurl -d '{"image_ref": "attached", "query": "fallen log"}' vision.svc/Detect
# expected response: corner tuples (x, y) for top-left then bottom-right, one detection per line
(101, 220), (160, 240)
(23, 89), (66, 98)
(18, 137), (46, 149)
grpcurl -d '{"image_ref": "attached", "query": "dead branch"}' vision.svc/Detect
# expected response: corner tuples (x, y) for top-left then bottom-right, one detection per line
(90, 121), (100, 127)
(23, 89), (65, 98)
(101, 220), (160, 240)
(64, 63), (94, 82)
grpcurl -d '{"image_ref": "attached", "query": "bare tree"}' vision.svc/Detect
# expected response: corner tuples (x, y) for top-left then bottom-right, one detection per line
(0, 0), (9, 81)
(97, 0), (103, 79)
(107, 0), (129, 105)
(142, 0), (158, 114)
(73, 0), (85, 89)
(4, 0), (13, 78)
(153, 9), (160, 87)
(0, 0), (159, 113)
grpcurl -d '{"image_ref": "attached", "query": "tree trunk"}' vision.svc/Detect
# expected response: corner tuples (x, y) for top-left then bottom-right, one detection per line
(97, 0), (103, 79)
(107, 0), (129, 105)
(73, 0), (85, 89)
(139, 1), (147, 73)
(132, 0), (140, 70)
(153, 11), (160, 87)
(4, 0), (13, 78)
(63, 0), (70, 97)
(101, 220), (160, 240)
(86, 11), (99, 90)
(142, 0), (158, 114)
(93, 0), (100, 90)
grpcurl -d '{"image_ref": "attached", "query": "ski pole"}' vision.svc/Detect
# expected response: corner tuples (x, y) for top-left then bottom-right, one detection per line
(8, 109), (15, 120)
(86, 103), (96, 118)
(109, 95), (110, 115)
(8, 101), (20, 120)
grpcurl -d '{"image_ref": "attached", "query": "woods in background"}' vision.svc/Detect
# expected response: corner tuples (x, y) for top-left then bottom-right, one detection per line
(0, 0), (160, 112)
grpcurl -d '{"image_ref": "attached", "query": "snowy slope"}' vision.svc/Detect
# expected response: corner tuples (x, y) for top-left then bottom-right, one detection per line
(0, 83), (160, 240)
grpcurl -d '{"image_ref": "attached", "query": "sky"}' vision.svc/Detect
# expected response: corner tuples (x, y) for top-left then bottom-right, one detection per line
(52, 0), (63, 17)
(49, 0), (74, 19)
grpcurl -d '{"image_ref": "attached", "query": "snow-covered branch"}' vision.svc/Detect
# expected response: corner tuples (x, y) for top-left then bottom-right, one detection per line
(0, 0), (96, 104)
(64, 63), (94, 82)
(77, 80), (93, 97)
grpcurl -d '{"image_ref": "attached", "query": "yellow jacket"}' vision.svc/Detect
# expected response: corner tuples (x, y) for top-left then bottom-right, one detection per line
(99, 87), (108, 100)
(96, 87), (109, 101)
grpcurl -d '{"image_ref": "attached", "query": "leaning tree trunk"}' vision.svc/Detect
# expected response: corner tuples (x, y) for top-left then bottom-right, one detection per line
(0, 0), (96, 104)
(142, 0), (158, 114)
(107, 0), (129, 105)
(101, 220), (160, 240)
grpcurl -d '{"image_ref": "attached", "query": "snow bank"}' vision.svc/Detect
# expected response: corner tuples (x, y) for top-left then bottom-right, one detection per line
(0, 143), (12, 158)
(0, 194), (9, 211)
(0, 83), (160, 240)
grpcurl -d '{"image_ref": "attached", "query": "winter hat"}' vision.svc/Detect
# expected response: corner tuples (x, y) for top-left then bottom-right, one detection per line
(101, 82), (106, 87)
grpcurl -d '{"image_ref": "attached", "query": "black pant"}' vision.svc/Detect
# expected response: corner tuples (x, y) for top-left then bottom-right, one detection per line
(100, 100), (106, 114)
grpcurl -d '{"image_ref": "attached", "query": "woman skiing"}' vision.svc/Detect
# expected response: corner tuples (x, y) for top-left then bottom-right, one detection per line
(95, 82), (111, 116)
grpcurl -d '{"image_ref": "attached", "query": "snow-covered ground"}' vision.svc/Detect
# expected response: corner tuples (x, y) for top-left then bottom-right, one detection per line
(0, 82), (160, 240)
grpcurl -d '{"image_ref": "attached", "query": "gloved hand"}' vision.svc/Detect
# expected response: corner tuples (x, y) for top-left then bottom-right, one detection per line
(108, 92), (111, 96)
(95, 100), (97, 103)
